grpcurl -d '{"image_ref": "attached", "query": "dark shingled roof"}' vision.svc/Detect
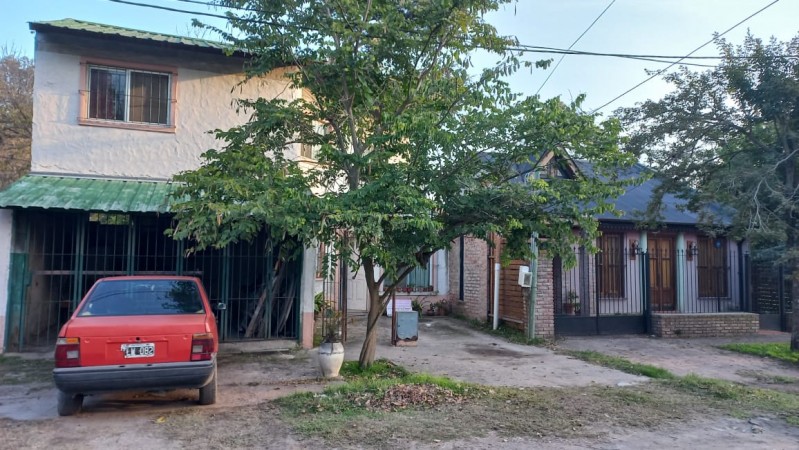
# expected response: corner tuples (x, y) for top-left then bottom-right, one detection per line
(504, 156), (730, 227)
(572, 161), (701, 225)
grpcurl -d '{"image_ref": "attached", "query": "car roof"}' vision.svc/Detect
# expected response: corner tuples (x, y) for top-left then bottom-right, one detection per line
(96, 276), (202, 281)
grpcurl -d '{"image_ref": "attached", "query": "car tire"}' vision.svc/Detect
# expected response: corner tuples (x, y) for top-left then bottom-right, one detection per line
(57, 390), (83, 416)
(198, 365), (217, 405)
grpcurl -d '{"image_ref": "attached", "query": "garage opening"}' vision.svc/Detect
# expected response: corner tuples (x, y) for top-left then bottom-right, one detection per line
(5, 210), (301, 351)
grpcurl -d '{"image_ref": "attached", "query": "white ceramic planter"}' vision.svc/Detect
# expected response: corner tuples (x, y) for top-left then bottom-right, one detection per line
(318, 342), (345, 378)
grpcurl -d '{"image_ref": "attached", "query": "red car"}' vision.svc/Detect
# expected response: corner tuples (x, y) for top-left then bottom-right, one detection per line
(53, 276), (219, 416)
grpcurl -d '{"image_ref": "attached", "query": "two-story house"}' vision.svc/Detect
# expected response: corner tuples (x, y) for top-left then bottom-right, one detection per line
(0, 19), (323, 352)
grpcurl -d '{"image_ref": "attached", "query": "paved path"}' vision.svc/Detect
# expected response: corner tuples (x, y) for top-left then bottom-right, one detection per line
(344, 316), (647, 388)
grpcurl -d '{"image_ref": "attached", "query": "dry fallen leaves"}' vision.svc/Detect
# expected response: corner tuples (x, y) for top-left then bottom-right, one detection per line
(350, 383), (464, 411)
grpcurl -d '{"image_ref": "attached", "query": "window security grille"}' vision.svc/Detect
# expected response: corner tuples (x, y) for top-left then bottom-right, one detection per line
(88, 65), (171, 125)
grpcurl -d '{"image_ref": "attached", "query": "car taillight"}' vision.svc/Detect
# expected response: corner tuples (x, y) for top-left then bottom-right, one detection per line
(191, 333), (214, 361)
(55, 337), (80, 368)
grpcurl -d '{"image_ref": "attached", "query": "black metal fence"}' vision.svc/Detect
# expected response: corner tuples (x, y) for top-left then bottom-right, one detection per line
(5, 210), (300, 351)
(750, 257), (794, 331)
(554, 248), (744, 319)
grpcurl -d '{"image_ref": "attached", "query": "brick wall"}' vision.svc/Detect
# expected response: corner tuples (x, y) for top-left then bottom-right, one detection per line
(448, 236), (555, 339)
(449, 236), (490, 320)
(651, 313), (759, 338)
(533, 255), (554, 338)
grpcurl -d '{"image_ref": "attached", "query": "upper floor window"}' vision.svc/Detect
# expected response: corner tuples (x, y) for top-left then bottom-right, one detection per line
(539, 159), (567, 179)
(81, 60), (176, 132)
(299, 123), (330, 160)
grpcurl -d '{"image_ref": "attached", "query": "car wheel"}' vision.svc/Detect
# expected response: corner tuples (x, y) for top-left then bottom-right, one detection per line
(198, 365), (217, 405)
(57, 390), (83, 416)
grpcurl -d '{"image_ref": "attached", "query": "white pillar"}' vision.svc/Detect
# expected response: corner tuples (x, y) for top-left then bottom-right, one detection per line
(435, 249), (448, 295)
(676, 232), (686, 312)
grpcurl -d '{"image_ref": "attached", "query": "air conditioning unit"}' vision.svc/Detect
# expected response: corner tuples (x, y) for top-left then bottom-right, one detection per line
(518, 266), (532, 287)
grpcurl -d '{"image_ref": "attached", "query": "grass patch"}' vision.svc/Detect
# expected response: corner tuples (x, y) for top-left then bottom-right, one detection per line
(276, 351), (799, 446)
(276, 364), (706, 445)
(0, 355), (52, 385)
(673, 374), (799, 425)
(276, 361), (484, 442)
(457, 316), (547, 346)
(561, 350), (676, 380)
(737, 369), (799, 385)
(719, 342), (799, 364)
(339, 359), (409, 380)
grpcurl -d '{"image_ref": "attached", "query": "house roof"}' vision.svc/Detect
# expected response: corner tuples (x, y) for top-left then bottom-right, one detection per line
(573, 160), (735, 226)
(28, 18), (235, 55)
(0, 174), (177, 213)
(504, 155), (729, 227)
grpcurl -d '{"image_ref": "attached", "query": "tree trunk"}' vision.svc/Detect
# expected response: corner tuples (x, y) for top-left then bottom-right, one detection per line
(358, 289), (383, 367)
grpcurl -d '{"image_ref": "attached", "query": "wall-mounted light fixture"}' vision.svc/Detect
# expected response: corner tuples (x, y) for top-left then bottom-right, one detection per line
(687, 241), (698, 260)
(629, 239), (639, 260)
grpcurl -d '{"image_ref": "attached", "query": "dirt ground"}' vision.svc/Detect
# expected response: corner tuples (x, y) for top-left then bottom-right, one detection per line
(556, 331), (799, 393)
(1, 316), (798, 449)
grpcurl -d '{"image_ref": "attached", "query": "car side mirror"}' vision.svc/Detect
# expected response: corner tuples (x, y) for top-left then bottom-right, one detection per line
(216, 302), (227, 311)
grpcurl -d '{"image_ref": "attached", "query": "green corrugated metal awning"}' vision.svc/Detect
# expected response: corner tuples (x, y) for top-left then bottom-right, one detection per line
(29, 19), (231, 53)
(0, 174), (177, 213)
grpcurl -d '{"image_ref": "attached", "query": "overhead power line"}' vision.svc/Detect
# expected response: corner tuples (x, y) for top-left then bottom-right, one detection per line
(107, 0), (791, 65)
(536, 0), (616, 95)
(590, 0), (782, 113)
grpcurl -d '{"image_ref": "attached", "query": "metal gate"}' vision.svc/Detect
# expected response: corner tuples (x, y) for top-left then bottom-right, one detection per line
(553, 248), (646, 336)
(4, 210), (301, 351)
(554, 246), (745, 336)
(750, 257), (793, 332)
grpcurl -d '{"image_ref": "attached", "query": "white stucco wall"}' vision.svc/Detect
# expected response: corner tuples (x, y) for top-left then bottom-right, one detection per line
(31, 37), (301, 179)
(0, 209), (13, 353)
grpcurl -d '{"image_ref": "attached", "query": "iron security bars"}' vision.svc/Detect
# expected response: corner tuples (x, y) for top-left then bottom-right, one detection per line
(6, 210), (300, 351)
(554, 247), (744, 319)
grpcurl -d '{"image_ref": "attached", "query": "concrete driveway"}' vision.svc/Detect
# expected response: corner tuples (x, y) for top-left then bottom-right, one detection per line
(343, 316), (646, 388)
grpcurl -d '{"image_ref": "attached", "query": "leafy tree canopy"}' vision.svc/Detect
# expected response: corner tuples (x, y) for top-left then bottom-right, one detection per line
(0, 48), (33, 188)
(170, 0), (635, 366)
(616, 33), (799, 348)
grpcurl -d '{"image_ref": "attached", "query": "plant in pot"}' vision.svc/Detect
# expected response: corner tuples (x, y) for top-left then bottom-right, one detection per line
(564, 290), (580, 315)
(436, 299), (450, 316)
(411, 299), (424, 318)
(313, 291), (325, 319)
(318, 307), (344, 378)
(426, 302), (437, 316)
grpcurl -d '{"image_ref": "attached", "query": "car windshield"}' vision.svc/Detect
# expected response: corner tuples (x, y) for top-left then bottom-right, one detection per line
(78, 279), (205, 316)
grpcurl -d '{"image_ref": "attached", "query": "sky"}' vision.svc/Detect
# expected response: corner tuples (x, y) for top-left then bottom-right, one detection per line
(1, 0), (798, 115)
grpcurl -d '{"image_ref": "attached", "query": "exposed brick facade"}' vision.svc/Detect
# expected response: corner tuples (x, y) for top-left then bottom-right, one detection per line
(651, 313), (759, 338)
(449, 236), (490, 320)
(532, 255), (554, 338)
(448, 236), (555, 339)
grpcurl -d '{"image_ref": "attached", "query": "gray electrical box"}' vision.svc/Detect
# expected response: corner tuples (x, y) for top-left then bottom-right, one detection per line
(394, 311), (418, 346)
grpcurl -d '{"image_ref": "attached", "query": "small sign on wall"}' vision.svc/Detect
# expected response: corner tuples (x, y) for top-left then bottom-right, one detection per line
(386, 297), (413, 317)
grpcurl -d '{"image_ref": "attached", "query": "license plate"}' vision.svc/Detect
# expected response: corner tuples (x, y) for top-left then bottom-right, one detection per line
(121, 343), (155, 358)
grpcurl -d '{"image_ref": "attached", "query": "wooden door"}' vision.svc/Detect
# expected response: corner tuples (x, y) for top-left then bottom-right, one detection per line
(648, 237), (675, 311)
